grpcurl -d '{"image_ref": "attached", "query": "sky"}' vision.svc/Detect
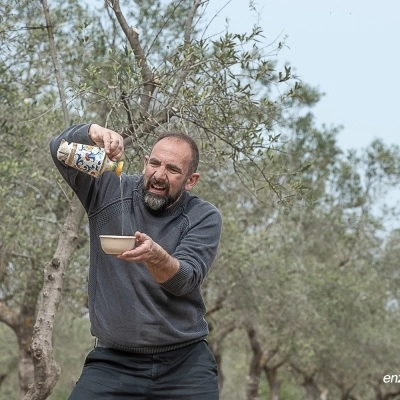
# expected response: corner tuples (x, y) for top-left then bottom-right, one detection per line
(204, 0), (400, 153)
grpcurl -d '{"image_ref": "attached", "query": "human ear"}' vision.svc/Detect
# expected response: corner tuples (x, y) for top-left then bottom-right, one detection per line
(142, 156), (149, 174)
(185, 173), (200, 191)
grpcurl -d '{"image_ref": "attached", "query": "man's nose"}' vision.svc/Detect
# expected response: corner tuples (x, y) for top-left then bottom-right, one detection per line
(153, 166), (167, 180)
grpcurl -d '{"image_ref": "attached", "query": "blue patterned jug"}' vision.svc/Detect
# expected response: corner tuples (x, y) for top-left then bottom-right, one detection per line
(57, 139), (123, 177)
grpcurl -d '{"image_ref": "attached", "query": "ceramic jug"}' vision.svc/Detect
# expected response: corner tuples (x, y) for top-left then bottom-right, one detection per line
(57, 139), (123, 177)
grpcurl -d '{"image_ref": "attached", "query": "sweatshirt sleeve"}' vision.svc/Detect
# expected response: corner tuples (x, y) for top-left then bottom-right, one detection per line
(160, 201), (222, 296)
(49, 124), (97, 211)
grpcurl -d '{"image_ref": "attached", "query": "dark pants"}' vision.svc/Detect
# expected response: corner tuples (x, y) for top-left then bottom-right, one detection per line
(68, 340), (219, 400)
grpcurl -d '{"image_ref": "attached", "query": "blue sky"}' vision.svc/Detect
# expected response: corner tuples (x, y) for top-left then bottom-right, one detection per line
(205, 0), (400, 153)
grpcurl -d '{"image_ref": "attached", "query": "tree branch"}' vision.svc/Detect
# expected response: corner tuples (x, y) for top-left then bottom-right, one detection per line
(0, 302), (18, 331)
(41, 0), (69, 127)
(0, 25), (50, 34)
(109, 0), (156, 119)
(168, 0), (202, 105)
(205, 291), (226, 317)
(122, 107), (178, 146)
(110, 0), (202, 139)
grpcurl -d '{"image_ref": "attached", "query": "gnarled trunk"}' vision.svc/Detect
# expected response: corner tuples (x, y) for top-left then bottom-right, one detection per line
(17, 300), (37, 398)
(24, 196), (85, 400)
(265, 366), (282, 400)
(302, 374), (328, 400)
(245, 324), (264, 400)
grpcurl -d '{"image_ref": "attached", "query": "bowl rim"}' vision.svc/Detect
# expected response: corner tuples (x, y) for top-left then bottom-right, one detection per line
(99, 235), (136, 239)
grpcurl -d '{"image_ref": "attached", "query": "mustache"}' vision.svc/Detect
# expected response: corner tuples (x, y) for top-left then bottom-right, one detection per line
(147, 176), (169, 190)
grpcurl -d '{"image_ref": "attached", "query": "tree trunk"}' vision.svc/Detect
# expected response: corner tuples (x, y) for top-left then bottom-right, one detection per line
(17, 285), (40, 398)
(22, 0), (77, 398)
(207, 320), (235, 392)
(374, 386), (400, 400)
(320, 387), (329, 400)
(205, 290), (233, 393)
(246, 372), (262, 400)
(18, 344), (34, 400)
(245, 325), (264, 400)
(0, 252), (43, 399)
(210, 339), (224, 391)
(265, 367), (281, 400)
(24, 196), (85, 400)
(340, 387), (356, 400)
(304, 377), (320, 400)
(302, 374), (329, 400)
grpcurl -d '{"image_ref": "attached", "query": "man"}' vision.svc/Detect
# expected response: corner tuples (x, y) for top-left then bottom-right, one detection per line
(50, 123), (222, 399)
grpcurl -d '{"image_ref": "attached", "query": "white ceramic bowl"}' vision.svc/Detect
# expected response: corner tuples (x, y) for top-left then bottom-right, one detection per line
(99, 235), (136, 255)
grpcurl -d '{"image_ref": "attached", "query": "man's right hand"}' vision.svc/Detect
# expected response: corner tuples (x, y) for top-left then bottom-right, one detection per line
(88, 124), (124, 161)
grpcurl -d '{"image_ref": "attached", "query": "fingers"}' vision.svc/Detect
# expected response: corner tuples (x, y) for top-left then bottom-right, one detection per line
(134, 231), (144, 243)
(88, 124), (124, 161)
(103, 130), (124, 161)
(116, 232), (149, 261)
(116, 247), (144, 262)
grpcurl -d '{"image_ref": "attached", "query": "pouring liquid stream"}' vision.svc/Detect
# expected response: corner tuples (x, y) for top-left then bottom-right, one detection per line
(120, 175), (124, 236)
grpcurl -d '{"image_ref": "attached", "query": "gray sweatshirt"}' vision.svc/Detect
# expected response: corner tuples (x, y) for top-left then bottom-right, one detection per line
(50, 124), (222, 354)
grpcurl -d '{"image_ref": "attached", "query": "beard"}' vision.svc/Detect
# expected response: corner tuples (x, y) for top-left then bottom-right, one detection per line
(142, 177), (185, 211)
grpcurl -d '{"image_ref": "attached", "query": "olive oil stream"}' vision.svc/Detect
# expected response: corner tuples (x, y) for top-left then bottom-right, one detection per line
(120, 175), (124, 236)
